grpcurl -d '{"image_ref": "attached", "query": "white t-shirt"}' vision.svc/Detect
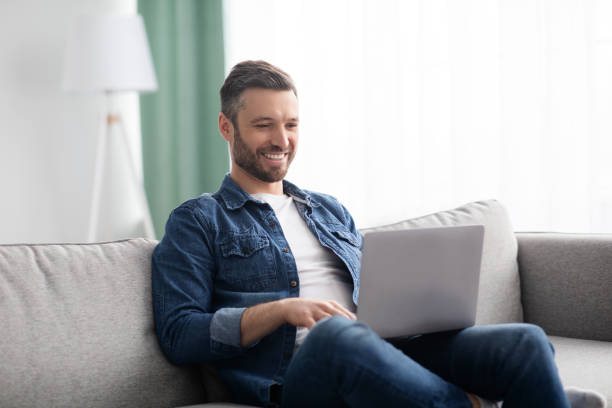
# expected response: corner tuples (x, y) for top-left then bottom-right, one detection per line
(251, 193), (356, 348)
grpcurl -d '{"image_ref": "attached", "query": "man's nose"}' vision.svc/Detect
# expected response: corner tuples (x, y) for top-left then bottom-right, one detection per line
(270, 126), (290, 150)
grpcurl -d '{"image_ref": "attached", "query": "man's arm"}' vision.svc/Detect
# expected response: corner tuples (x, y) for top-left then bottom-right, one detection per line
(153, 205), (249, 364)
(240, 298), (356, 347)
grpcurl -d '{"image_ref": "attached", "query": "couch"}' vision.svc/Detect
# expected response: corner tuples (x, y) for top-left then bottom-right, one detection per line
(1, 200), (610, 407)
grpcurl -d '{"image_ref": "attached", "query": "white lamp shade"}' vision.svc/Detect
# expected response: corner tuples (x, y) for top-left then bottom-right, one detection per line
(62, 14), (158, 92)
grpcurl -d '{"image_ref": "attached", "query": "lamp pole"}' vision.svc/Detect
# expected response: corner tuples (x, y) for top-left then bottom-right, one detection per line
(62, 14), (158, 242)
(87, 91), (155, 242)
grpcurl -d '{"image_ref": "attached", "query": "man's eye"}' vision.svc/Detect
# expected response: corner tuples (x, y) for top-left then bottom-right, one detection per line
(287, 123), (298, 128)
(255, 124), (270, 128)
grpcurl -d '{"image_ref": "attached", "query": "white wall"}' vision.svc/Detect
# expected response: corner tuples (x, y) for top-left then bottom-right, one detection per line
(0, 0), (141, 244)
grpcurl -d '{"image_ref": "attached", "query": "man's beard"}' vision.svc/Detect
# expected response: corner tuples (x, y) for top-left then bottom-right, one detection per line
(232, 126), (293, 183)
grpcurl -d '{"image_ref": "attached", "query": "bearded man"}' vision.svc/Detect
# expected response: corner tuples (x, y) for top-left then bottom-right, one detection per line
(152, 60), (605, 408)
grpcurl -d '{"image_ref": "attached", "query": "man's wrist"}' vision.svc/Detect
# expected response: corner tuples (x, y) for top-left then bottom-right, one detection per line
(276, 298), (292, 323)
(240, 299), (293, 347)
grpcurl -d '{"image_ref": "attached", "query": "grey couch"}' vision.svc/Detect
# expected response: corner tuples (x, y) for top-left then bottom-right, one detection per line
(1, 200), (610, 407)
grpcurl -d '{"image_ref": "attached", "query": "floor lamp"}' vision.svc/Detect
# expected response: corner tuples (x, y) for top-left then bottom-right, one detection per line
(62, 14), (158, 242)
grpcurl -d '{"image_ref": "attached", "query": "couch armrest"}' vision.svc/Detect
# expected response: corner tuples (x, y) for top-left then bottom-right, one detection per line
(516, 233), (612, 341)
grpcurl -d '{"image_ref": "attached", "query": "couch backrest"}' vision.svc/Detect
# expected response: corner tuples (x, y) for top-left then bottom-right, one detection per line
(517, 232), (612, 341)
(360, 200), (523, 325)
(0, 239), (206, 408)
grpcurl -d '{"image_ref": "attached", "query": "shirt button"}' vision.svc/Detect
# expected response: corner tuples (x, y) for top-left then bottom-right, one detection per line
(269, 221), (276, 227)
(282, 248), (290, 253)
(241, 247), (249, 255)
(290, 280), (297, 287)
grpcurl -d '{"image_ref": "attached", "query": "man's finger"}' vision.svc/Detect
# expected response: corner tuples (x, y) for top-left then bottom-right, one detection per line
(305, 317), (317, 329)
(308, 312), (330, 328)
(326, 301), (356, 320)
(322, 303), (349, 320)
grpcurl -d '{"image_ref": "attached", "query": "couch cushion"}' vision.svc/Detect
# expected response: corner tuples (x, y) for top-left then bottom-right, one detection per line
(0, 239), (206, 408)
(549, 336), (612, 406)
(359, 200), (523, 325)
(517, 233), (612, 341)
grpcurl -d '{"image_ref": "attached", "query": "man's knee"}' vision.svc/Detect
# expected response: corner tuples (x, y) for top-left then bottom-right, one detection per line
(505, 323), (553, 356)
(301, 316), (371, 355)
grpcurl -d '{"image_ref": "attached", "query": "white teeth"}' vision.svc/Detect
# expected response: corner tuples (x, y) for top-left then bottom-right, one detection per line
(264, 153), (284, 160)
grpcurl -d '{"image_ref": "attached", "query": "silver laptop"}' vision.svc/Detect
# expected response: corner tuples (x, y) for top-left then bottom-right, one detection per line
(356, 225), (485, 338)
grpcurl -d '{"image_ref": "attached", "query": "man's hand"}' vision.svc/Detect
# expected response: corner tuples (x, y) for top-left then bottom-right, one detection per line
(281, 298), (356, 329)
(240, 298), (356, 347)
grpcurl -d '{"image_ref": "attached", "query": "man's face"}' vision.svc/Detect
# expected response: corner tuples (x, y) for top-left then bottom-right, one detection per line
(230, 88), (299, 183)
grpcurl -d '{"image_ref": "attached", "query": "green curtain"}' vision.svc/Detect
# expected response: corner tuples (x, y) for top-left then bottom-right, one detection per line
(139, 0), (228, 239)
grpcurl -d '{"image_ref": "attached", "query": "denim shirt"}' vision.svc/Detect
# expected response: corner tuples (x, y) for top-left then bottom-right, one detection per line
(152, 174), (363, 406)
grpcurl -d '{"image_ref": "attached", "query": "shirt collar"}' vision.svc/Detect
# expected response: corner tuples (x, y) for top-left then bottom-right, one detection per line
(217, 174), (320, 210)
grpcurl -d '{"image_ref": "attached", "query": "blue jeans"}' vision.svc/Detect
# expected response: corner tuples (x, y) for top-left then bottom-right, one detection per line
(281, 316), (569, 407)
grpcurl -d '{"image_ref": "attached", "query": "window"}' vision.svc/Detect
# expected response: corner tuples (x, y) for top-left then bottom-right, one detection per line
(225, 0), (612, 232)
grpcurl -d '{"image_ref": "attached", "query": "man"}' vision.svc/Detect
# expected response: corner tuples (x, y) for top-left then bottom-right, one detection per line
(152, 60), (605, 408)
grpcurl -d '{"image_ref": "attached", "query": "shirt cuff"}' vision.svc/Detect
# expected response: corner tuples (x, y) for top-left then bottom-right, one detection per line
(210, 307), (247, 348)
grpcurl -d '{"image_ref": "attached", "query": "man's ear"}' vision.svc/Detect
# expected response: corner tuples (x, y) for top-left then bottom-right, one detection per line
(219, 112), (233, 142)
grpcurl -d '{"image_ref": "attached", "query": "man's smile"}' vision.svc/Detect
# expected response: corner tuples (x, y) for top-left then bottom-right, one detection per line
(262, 152), (289, 162)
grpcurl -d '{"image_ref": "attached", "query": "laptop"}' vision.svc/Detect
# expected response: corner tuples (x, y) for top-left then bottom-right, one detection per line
(356, 225), (485, 338)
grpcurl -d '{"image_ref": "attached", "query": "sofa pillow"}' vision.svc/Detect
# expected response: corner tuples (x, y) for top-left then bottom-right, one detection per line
(0, 239), (206, 408)
(359, 200), (523, 325)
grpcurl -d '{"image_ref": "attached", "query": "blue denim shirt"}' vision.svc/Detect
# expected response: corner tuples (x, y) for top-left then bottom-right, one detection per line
(152, 174), (363, 406)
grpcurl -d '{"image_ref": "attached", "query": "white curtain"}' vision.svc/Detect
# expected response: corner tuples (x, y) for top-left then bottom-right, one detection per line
(224, 0), (612, 232)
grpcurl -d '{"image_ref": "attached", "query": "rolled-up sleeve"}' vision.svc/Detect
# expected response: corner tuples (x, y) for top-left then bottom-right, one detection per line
(152, 205), (252, 364)
(210, 307), (247, 349)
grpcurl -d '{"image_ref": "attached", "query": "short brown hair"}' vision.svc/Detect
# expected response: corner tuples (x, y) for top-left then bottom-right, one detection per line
(220, 60), (297, 126)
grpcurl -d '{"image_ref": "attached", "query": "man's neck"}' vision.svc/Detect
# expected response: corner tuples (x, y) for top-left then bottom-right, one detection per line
(230, 167), (284, 195)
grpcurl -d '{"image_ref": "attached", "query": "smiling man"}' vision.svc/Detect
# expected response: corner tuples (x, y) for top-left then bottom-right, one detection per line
(221, 86), (298, 192)
(151, 60), (605, 408)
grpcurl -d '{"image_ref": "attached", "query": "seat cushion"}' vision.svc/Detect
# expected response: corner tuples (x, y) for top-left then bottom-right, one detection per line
(359, 200), (523, 325)
(0, 239), (206, 408)
(549, 336), (612, 406)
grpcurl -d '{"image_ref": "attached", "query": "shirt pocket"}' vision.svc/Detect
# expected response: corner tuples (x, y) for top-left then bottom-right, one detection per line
(217, 233), (277, 292)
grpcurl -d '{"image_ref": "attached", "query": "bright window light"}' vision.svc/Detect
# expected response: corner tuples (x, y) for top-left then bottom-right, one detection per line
(224, 0), (612, 232)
